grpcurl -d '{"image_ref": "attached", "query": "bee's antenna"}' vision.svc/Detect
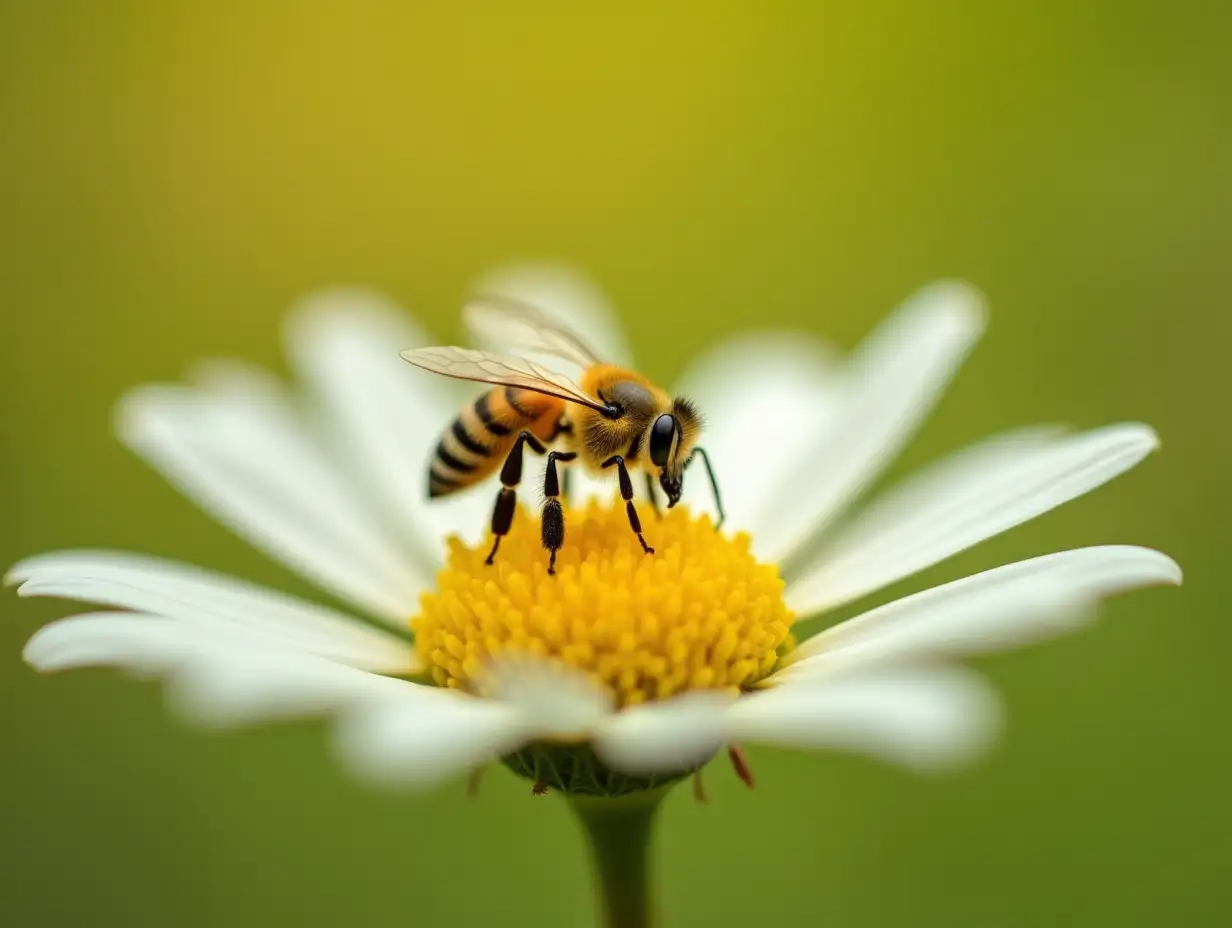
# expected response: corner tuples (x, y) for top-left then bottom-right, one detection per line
(692, 447), (725, 528)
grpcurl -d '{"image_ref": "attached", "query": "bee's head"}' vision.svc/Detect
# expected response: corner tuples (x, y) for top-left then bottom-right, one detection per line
(648, 398), (702, 507)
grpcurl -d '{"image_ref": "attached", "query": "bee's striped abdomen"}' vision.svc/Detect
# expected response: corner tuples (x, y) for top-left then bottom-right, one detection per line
(428, 387), (565, 497)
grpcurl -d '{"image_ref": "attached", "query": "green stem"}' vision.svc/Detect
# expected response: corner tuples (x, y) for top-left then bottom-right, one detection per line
(569, 789), (668, 928)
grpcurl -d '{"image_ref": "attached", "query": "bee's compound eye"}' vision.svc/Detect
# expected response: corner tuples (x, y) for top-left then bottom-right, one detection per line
(649, 414), (677, 468)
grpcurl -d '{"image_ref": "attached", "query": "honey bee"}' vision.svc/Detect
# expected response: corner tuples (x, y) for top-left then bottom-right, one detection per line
(400, 297), (723, 574)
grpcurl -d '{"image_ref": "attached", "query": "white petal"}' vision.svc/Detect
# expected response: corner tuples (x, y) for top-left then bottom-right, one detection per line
(485, 656), (614, 737)
(117, 366), (427, 624)
(23, 612), (407, 728)
(592, 691), (737, 776)
(471, 263), (632, 367)
(168, 648), (408, 729)
(673, 332), (838, 533)
(284, 288), (491, 556)
(727, 665), (1001, 772)
(779, 546), (1182, 678)
(787, 423), (1160, 615)
(333, 690), (528, 790)
(751, 281), (986, 563)
(8, 549), (416, 673)
(24, 611), (203, 674)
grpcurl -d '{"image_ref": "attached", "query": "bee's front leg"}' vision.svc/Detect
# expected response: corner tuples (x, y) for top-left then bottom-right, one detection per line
(541, 450), (577, 575)
(602, 455), (655, 556)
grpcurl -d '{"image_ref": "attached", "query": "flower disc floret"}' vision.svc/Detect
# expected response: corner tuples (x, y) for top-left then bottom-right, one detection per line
(413, 502), (793, 706)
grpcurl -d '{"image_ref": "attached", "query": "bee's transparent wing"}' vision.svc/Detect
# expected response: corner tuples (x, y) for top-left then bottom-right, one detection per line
(463, 295), (604, 369)
(399, 346), (608, 412)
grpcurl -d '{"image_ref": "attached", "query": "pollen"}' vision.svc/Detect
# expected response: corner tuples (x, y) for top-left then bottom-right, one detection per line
(412, 502), (794, 707)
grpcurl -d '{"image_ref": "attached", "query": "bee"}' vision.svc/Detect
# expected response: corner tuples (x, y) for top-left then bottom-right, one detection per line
(400, 297), (724, 574)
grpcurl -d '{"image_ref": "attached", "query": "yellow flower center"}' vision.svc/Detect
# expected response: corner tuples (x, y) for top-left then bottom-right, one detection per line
(412, 502), (793, 706)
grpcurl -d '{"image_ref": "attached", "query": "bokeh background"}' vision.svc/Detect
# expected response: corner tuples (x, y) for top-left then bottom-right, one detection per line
(2, 3), (1229, 926)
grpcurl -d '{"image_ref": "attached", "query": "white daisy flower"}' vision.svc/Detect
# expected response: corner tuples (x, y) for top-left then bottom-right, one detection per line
(10, 265), (1180, 798)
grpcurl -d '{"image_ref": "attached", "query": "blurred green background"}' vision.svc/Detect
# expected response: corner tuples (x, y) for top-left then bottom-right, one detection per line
(2, 3), (1228, 926)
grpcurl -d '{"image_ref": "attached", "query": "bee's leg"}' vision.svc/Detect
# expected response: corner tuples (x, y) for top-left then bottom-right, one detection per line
(554, 418), (575, 503)
(485, 430), (547, 566)
(602, 455), (654, 555)
(541, 450), (577, 575)
(643, 473), (661, 519)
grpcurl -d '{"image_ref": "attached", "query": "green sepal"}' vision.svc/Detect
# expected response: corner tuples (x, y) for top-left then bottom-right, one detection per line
(502, 741), (701, 798)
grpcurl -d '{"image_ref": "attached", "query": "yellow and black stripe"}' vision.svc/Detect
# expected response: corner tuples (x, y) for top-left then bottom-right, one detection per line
(427, 387), (564, 497)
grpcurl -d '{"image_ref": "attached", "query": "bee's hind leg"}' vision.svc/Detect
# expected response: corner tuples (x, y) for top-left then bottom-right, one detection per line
(541, 450), (577, 575)
(485, 431), (547, 566)
(602, 455), (655, 555)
